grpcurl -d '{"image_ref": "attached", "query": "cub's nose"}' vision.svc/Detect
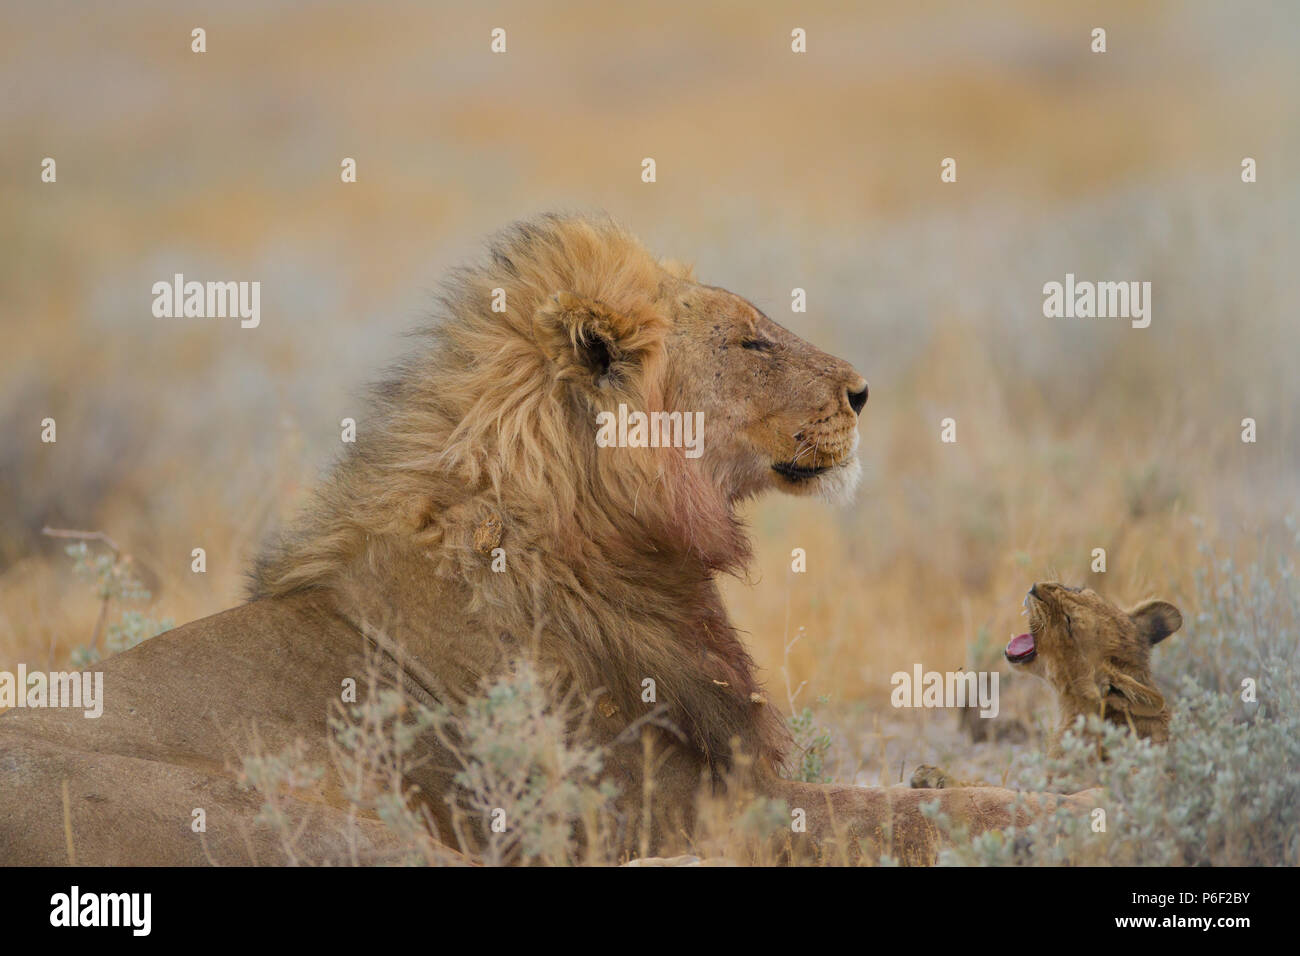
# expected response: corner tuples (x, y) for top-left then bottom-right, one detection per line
(846, 379), (869, 416)
(1028, 582), (1070, 602)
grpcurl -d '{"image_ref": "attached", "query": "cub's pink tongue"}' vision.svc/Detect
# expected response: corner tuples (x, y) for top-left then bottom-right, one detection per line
(1006, 633), (1036, 659)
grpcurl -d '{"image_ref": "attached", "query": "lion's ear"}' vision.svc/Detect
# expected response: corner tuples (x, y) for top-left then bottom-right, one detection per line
(1128, 600), (1182, 646)
(533, 287), (665, 390)
(535, 292), (631, 384)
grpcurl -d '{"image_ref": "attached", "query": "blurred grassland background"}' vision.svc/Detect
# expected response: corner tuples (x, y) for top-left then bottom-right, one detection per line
(2, 0), (1298, 784)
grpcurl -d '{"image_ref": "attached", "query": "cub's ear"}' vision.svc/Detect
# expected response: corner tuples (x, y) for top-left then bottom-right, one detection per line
(1102, 667), (1167, 718)
(1128, 600), (1183, 646)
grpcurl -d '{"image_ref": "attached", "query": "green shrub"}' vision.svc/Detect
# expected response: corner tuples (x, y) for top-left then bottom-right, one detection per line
(787, 700), (834, 784)
(62, 540), (172, 666)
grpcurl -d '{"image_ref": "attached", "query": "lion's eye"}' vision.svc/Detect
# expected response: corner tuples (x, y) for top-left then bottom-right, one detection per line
(741, 338), (773, 351)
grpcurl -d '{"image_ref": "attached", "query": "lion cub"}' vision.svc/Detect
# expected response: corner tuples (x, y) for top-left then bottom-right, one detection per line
(1008, 582), (1182, 751)
(911, 582), (1182, 789)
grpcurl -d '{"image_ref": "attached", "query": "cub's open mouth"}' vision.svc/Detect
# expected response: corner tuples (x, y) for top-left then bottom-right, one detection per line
(771, 461), (830, 480)
(1005, 632), (1037, 664)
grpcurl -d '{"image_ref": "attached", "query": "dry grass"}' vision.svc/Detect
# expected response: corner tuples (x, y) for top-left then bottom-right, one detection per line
(2, 1), (1297, 862)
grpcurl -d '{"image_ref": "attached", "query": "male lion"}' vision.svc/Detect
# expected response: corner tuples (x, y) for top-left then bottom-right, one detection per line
(1, 215), (1083, 865)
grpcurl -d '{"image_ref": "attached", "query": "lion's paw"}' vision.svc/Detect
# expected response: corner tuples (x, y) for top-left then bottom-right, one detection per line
(909, 764), (957, 789)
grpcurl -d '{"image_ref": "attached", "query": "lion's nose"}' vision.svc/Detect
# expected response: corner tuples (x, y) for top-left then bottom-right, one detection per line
(847, 380), (869, 416)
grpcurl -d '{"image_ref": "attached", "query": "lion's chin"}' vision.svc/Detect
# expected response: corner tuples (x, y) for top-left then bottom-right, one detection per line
(768, 430), (862, 503)
(771, 455), (861, 503)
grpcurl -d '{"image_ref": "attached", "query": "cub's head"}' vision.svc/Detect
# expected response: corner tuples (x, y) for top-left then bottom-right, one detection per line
(534, 222), (867, 507)
(1006, 582), (1182, 742)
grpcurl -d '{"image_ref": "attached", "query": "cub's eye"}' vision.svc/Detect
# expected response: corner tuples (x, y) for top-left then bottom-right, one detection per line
(741, 338), (773, 351)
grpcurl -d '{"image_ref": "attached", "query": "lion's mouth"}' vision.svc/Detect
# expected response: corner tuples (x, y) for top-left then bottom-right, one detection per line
(771, 461), (831, 481)
(1005, 632), (1037, 664)
(1008, 589), (1043, 663)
